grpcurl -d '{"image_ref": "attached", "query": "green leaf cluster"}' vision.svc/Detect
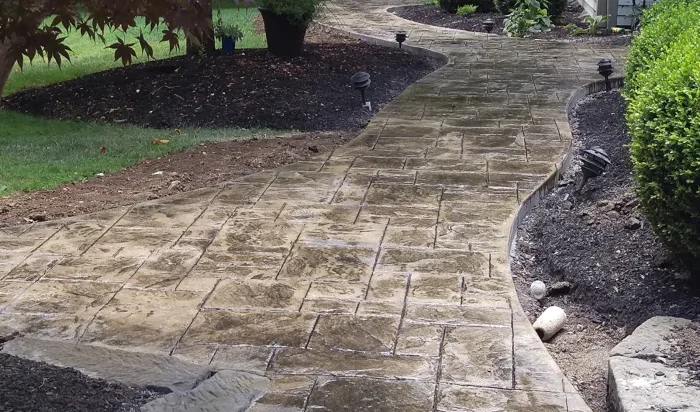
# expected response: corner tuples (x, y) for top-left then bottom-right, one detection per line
(625, 0), (700, 264)
(503, 0), (553, 37)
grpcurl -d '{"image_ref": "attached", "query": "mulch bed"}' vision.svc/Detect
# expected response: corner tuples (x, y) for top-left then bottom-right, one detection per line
(0, 131), (353, 227)
(512, 91), (700, 411)
(0, 32), (444, 131)
(389, 3), (632, 45)
(0, 338), (157, 412)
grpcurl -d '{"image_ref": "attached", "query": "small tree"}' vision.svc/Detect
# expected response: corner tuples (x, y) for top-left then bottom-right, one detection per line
(0, 0), (214, 97)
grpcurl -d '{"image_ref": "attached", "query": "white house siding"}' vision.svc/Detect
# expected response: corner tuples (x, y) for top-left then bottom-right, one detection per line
(577, 0), (658, 27)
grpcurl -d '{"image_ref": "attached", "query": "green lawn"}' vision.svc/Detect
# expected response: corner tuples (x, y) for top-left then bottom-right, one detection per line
(0, 111), (277, 195)
(5, 5), (266, 95)
(0, 4), (277, 196)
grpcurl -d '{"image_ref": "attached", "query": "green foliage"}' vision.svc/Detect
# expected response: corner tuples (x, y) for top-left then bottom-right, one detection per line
(572, 14), (607, 35)
(438, 0), (497, 13)
(503, 0), (553, 37)
(214, 7), (244, 40)
(255, 0), (325, 26)
(457, 4), (479, 15)
(625, 12), (700, 264)
(496, 0), (564, 16)
(624, 0), (700, 100)
(5, 6), (265, 96)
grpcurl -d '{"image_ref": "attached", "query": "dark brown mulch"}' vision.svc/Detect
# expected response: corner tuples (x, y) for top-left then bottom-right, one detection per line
(512, 90), (700, 412)
(1, 39), (444, 132)
(389, 3), (632, 45)
(389, 5), (505, 33)
(0, 131), (353, 227)
(0, 350), (157, 412)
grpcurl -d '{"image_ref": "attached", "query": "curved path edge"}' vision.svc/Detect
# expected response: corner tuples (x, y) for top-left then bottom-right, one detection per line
(0, 2), (627, 411)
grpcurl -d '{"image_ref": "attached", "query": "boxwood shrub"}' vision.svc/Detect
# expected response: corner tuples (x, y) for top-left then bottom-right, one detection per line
(624, 0), (700, 99)
(626, 19), (700, 264)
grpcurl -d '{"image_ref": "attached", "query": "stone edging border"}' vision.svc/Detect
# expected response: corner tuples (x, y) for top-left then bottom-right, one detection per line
(506, 77), (625, 257)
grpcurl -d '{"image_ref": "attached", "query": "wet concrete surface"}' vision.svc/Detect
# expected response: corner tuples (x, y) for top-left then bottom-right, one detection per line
(0, 0), (627, 410)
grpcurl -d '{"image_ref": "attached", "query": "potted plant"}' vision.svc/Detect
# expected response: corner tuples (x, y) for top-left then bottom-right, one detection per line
(255, 0), (325, 57)
(214, 9), (244, 54)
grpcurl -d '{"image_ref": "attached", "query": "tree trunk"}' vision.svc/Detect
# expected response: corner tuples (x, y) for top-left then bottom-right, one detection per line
(0, 41), (15, 98)
(186, 0), (215, 56)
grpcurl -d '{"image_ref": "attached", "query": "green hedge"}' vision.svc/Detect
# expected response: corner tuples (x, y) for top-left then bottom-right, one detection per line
(625, 1), (700, 264)
(624, 0), (700, 99)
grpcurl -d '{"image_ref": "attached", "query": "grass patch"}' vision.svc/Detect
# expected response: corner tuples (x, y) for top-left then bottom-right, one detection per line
(5, 5), (265, 95)
(0, 3), (281, 197)
(0, 111), (279, 195)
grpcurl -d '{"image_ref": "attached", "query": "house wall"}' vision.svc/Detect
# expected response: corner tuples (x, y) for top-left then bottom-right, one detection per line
(578, 0), (601, 16)
(578, 0), (658, 28)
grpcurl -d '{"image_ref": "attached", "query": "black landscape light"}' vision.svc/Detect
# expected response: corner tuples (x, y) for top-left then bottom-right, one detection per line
(351, 71), (372, 110)
(396, 31), (407, 48)
(483, 18), (495, 33)
(597, 59), (614, 91)
(575, 147), (611, 193)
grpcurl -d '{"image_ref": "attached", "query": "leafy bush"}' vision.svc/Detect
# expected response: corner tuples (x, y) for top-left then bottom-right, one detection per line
(572, 14), (607, 35)
(626, 18), (700, 263)
(457, 4), (479, 14)
(438, 0), (497, 13)
(624, 0), (700, 100)
(495, 0), (565, 16)
(503, 0), (552, 37)
(214, 8), (244, 40)
(256, 0), (326, 26)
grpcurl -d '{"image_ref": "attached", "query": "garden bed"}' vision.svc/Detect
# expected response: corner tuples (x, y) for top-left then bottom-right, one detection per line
(512, 91), (700, 411)
(1, 28), (444, 131)
(389, 3), (631, 45)
(0, 336), (157, 412)
(0, 131), (352, 227)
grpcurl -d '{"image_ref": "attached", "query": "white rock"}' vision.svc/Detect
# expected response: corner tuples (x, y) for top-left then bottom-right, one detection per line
(530, 280), (547, 300)
(532, 306), (566, 341)
(152, 171), (164, 176)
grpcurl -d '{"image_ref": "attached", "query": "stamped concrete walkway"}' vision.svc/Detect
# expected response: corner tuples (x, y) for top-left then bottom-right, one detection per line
(0, 2), (626, 411)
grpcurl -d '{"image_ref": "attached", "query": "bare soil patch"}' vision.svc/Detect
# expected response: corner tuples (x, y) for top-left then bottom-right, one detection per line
(0, 131), (353, 227)
(389, 3), (632, 45)
(512, 91), (700, 411)
(1, 29), (444, 131)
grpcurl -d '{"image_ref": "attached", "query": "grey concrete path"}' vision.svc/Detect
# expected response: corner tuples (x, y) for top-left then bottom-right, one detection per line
(0, 1), (627, 410)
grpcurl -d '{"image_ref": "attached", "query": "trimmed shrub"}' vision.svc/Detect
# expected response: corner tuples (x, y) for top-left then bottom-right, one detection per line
(438, 0), (497, 13)
(495, 0), (566, 16)
(624, 0), (700, 99)
(626, 21), (700, 264)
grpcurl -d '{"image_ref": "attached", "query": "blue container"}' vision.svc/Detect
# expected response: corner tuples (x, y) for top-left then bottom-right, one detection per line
(221, 35), (235, 54)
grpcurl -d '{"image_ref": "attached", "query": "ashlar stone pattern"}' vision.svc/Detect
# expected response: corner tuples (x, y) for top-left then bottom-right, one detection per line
(0, 1), (626, 410)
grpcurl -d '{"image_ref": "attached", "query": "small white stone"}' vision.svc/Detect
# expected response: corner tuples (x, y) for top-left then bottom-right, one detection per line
(530, 280), (547, 300)
(152, 171), (164, 176)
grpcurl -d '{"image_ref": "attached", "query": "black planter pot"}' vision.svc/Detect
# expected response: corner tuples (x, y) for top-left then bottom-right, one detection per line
(259, 8), (309, 57)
